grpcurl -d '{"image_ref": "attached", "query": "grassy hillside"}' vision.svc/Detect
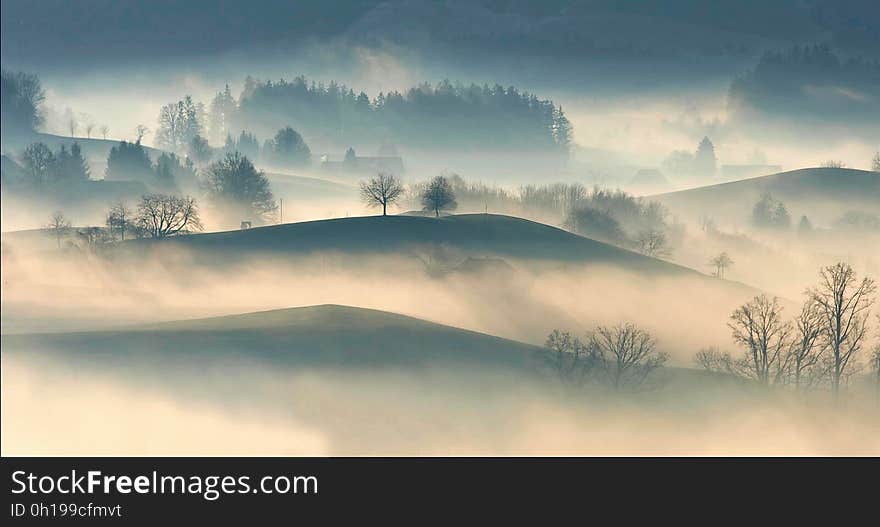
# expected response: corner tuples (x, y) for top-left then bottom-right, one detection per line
(652, 167), (880, 224)
(122, 213), (698, 276)
(1, 304), (544, 371)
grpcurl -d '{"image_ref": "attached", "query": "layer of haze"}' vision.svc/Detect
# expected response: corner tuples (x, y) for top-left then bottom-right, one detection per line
(3, 354), (878, 456)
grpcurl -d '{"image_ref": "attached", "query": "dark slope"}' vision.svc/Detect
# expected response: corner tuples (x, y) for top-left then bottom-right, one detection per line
(122, 213), (697, 276)
(1, 304), (544, 371)
(652, 167), (880, 223)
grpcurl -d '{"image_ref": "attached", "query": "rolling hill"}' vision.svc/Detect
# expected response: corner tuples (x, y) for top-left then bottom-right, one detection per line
(652, 167), (880, 225)
(0, 304), (544, 371)
(120, 213), (700, 276)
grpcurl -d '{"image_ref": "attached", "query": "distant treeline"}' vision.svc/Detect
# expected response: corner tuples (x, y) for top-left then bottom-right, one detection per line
(225, 76), (572, 153)
(728, 44), (880, 124)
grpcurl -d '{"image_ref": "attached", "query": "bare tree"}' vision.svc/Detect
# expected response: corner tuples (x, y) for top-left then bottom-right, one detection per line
(421, 175), (457, 217)
(694, 347), (738, 376)
(21, 142), (55, 183)
(100, 125), (110, 140)
(709, 252), (734, 279)
(545, 330), (601, 385)
(728, 295), (792, 386)
(135, 124), (150, 143)
(634, 229), (670, 258)
(85, 123), (95, 139)
(68, 115), (78, 137)
(785, 299), (827, 391)
(360, 173), (404, 216)
(46, 211), (71, 248)
(809, 263), (877, 399)
(135, 194), (203, 239)
(592, 324), (668, 390)
(871, 151), (880, 172)
(106, 200), (134, 241)
(820, 160), (846, 168)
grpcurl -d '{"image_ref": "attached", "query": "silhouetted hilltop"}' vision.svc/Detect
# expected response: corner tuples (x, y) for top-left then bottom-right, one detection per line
(123, 213), (698, 275)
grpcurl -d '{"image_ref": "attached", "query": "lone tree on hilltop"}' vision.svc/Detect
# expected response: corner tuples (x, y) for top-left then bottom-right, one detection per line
(360, 173), (404, 216)
(421, 175), (457, 217)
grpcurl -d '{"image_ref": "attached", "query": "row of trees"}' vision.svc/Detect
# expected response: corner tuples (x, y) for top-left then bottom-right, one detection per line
(17, 142), (90, 185)
(545, 324), (669, 392)
(751, 193), (792, 229)
(360, 173), (678, 258)
(697, 262), (877, 399)
(154, 92), (313, 168)
(360, 173), (457, 217)
(104, 140), (197, 192)
(47, 193), (203, 250)
(563, 188), (676, 258)
(541, 262), (878, 398)
(750, 193), (879, 234)
(228, 76), (572, 153)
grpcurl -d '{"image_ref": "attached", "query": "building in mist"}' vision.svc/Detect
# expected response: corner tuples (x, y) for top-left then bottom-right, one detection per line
(320, 147), (405, 177)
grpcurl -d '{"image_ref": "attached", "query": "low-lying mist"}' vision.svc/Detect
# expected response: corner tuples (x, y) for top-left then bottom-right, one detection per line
(2, 236), (760, 362)
(3, 353), (878, 456)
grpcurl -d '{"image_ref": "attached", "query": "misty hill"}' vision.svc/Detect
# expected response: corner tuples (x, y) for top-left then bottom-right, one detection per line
(652, 167), (880, 224)
(0, 304), (544, 371)
(123, 213), (699, 275)
(264, 172), (355, 201)
(38, 132), (162, 158)
(2, 133), (165, 166)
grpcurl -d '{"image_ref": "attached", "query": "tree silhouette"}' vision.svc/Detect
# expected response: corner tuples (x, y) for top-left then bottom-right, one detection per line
(46, 211), (71, 248)
(21, 143), (55, 184)
(421, 175), (457, 217)
(106, 140), (153, 183)
(156, 96), (204, 152)
(135, 124), (150, 142)
(1, 69), (45, 134)
(709, 252), (734, 279)
(360, 173), (404, 216)
(264, 126), (311, 167)
(135, 194), (202, 238)
(694, 136), (717, 177)
(728, 295), (792, 386)
(204, 152), (277, 224)
(106, 200), (134, 241)
(634, 229), (670, 258)
(809, 262), (876, 399)
(592, 324), (669, 391)
(786, 299), (827, 391)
